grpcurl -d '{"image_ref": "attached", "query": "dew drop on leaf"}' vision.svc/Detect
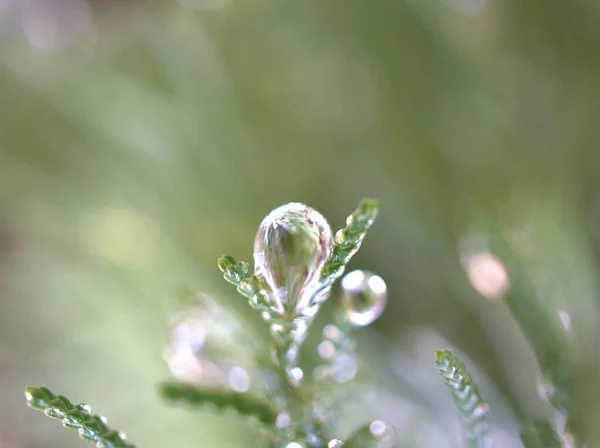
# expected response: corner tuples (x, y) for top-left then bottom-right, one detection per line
(369, 420), (396, 444)
(341, 270), (388, 327)
(254, 203), (333, 317)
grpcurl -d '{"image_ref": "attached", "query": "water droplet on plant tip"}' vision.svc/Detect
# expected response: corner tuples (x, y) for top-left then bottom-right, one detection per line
(328, 440), (344, 448)
(341, 270), (388, 327)
(369, 420), (396, 443)
(79, 404), (91, 413)
(286, 443), (305, 448)
(254, 203), (333, 317)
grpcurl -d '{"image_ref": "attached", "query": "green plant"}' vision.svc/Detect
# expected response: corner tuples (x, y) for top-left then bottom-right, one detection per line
(23, 199), (573, 447)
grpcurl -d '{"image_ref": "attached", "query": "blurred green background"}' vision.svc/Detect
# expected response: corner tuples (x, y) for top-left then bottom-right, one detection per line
(2, 0), (600, 446)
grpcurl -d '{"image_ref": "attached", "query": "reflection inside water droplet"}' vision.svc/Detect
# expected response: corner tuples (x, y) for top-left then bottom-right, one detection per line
(341, 270), (388, 327)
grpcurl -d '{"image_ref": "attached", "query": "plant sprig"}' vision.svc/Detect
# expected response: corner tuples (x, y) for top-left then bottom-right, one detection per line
(159, 381), (277, 424)
(434, 350), (490, 448)
(24, 386), (135, 448)
(320, 198), (379, 283)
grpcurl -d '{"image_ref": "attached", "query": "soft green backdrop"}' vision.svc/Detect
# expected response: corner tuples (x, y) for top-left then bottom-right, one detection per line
(1, 0), (600, 446)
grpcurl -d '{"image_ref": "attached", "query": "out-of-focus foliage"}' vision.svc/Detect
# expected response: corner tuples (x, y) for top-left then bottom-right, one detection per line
(1, 0), (600, 447)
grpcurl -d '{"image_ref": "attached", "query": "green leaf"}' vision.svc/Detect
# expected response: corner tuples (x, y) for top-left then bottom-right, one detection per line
(158, 381), (277, 425)
(24, 386), (135, 448)
(218, 255), (251, 285)
(320, 198), (379, 283)
(520, 420), (562, 448)
(434, 350), (491, 448)
(217, 255), (269, 311)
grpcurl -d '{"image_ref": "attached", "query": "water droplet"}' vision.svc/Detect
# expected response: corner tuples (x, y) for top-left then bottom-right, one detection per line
(322, 324), (342, 342)
(558, 310), (572, 332)
(369, 420), (396, 444)
(100, 416), (108, 424)
(164, 303), (256, 390)
(330, 354), (357, 383)
(118, 432), (127, 440)
(227, 366), (251, 392)
(78, 404), (91, 414)
(287, 366), (304, 386)
(341, 270), (388, 327)
(285, 443), (305, 448)
(254, 203), (333, 316)
(317, 340), (336, 360)
(536, 374), (556, 402)
(276, 412), (291, 429)
(328, 440), (344, 448)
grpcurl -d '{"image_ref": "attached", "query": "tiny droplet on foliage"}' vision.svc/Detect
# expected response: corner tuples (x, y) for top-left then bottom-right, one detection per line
(369, 420), (396, 444)
(341, 270), (388, 327)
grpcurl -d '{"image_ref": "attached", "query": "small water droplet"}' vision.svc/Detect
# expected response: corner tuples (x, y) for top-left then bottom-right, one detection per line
(79, 404), (91, 414)
(254, 203), (333, 317)
(369, 420), (396, 444)
(558, 310), (572, 332)
(164, 302), (256, 390)
(276, 412), (291, 429)
(471, 403), (489, 419)
(330, 354), (357, 383)
(322, 324), (342, 342)
(288, 366), (304, 385)
(341, 270), (388, 327)
(227, 365), (251, 392)
(118, 432), (127, 440)
(317, 340), (336, 360)
(328, 440), (344, 448)
(286, 443), (305, 448)
(100, 416), (108, 424)
(536, 374), (556, 402)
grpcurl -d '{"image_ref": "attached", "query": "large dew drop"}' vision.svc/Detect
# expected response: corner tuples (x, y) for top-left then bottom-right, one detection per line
(254, 203), (333, 316)
(341, 270), (388, 327)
